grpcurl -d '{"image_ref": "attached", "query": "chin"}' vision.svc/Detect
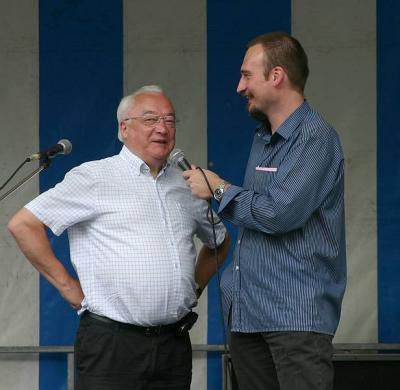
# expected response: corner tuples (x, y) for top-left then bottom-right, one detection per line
(249, 107), (268, 122)
(153, 148), (171, 160)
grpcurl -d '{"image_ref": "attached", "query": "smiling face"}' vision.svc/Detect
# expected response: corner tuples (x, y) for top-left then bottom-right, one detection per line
(236, 44), (275, 121)
(119, 92), (176, 174)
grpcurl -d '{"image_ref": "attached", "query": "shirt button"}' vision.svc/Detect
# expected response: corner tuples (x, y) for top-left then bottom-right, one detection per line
(235, 266), (239, 271)
(237, 239), (241, 244)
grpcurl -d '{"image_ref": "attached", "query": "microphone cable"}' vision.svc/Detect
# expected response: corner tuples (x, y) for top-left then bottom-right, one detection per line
(195, 166), (233, 384)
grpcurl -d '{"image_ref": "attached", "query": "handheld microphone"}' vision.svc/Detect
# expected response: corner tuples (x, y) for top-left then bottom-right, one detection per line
(28, 139), (72, 161)
(169, 149), (191, 171)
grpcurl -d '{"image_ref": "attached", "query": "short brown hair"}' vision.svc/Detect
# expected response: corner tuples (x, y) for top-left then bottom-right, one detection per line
(248, 32), (309, 92)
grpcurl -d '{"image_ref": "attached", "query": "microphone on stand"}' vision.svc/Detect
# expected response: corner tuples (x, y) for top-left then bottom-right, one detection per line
(28, 139), (72, 161)
(1, 139), (73, 202)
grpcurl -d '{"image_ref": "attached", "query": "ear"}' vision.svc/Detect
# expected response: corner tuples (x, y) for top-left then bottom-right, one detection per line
(271, 66), (284, 85)
(119, 121), (128, 139)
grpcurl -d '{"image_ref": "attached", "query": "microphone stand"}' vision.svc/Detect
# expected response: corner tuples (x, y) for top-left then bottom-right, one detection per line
(0, 158), (51, 203)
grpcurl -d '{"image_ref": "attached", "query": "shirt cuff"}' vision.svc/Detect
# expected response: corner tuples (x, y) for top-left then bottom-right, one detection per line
(217, 184), (243, 213)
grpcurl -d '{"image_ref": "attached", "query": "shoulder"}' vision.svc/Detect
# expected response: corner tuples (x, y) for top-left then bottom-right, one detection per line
(303, 109), (333, 135)
(69, 154), (120, 175)
(165, 165), (192, 195)
(165, 165), (209, 207)
(60, 154), (121, 187)
(298, 110), (344, 170)
(76, 154), (120, 170)
(299, 108), (342, 148)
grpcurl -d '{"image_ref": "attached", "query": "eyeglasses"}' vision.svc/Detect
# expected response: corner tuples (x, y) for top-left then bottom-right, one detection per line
(123, 114), (178, 128)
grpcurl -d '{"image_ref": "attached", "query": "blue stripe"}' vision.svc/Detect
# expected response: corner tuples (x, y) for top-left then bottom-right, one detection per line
(39, 0), (122, 388)
(377, 0), (400, 342)
(207, 1), (291, 388)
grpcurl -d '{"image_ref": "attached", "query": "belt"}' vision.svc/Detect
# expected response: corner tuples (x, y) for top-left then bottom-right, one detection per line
(82, 311), (182, 336)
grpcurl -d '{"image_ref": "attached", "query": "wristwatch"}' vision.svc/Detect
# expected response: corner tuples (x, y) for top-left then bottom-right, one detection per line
(213, 181), (228, 202)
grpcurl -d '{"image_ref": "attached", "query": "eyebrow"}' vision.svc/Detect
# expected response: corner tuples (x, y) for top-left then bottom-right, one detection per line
(140, 110), (175, 116)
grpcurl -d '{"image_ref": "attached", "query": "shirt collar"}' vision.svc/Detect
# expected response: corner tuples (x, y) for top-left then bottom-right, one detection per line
(257, 100), (310, 142)
(275, 100), (310, 140)
(119, 145), (168, 177)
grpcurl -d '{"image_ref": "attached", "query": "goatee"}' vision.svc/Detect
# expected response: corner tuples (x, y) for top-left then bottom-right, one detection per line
(248, 104), (268, 123)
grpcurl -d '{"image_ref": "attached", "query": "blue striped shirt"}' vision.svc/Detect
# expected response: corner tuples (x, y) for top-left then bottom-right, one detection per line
(219, 101), (346, 335)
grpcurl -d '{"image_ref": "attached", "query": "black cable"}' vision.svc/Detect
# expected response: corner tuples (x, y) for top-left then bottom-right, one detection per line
(195, 167), (223, 227)
(195, 167), (231, 371)
(0, 158), (30, 192)
(195, 166), (214, 196)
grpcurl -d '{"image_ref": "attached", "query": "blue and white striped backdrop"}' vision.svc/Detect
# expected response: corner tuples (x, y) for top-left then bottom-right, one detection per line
(1, 0), (399, 389)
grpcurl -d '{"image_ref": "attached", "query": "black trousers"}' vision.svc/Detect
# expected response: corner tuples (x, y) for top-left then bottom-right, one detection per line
(75, 313), (192, 390)
(230, 331), (334, 390)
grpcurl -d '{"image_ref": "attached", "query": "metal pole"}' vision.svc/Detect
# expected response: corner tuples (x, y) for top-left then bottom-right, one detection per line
(67, 352), (74, 390)
(0, 159), (51, 202)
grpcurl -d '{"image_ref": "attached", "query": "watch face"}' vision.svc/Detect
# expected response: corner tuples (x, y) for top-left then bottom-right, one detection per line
(213, 182), (226, 201)
(214, 187), (223, 201)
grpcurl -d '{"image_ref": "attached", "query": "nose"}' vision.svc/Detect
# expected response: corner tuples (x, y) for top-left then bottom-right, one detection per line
(237, 76), (246, 95)
(155, 118), (168, 133)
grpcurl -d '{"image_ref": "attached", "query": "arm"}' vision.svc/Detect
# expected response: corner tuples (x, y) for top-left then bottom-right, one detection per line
(8, 208), (84, 309)
(184, 135), (343, 235)
(195, 233), (230, 294)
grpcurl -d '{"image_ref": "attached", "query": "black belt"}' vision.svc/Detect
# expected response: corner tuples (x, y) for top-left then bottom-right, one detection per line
(82, 311), (184, 336)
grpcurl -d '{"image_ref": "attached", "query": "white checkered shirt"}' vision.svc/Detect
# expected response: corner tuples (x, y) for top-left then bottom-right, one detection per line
(26, 146), (226, 326)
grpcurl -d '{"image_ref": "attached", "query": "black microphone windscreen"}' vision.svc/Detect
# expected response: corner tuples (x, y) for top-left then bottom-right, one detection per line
(57, 139), (73, 155)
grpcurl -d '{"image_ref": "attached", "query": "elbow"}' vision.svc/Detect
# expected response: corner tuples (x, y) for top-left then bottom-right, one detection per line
(8, 208), (41, 238)
(255, 212), (300, 235)
(8, 213), (25, 238)
(8, 215), (19, 236)
(269, 213), (308, 235)
(270, 216), (293, 235)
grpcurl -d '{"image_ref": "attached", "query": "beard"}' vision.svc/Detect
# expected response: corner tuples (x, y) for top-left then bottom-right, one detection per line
(247, 102), (268, 123)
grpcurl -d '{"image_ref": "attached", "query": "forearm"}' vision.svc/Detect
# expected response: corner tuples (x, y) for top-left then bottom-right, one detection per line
(218, 188), (289, 234)
(183, 169), (309, 234)
(8, 208), (82, 307)
(195, 233), (230, 290)
(219, 183), (323, 234)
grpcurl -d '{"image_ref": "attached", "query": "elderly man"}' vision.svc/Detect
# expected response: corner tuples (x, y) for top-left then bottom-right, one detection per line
(8, 85), (229, 390)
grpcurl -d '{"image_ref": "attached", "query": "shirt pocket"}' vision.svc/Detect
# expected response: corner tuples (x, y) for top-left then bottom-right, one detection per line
(253, 167), (277, 193)
(170, 202), (196, 235)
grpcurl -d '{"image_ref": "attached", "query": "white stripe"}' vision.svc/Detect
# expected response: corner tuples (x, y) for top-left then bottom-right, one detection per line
(122, 0), (208, 387)
(292, 0), (377, 342)
(0, 1), (39, 389)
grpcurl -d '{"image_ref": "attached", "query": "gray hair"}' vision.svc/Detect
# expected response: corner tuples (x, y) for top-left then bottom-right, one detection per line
(117, 85), (164, 142)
